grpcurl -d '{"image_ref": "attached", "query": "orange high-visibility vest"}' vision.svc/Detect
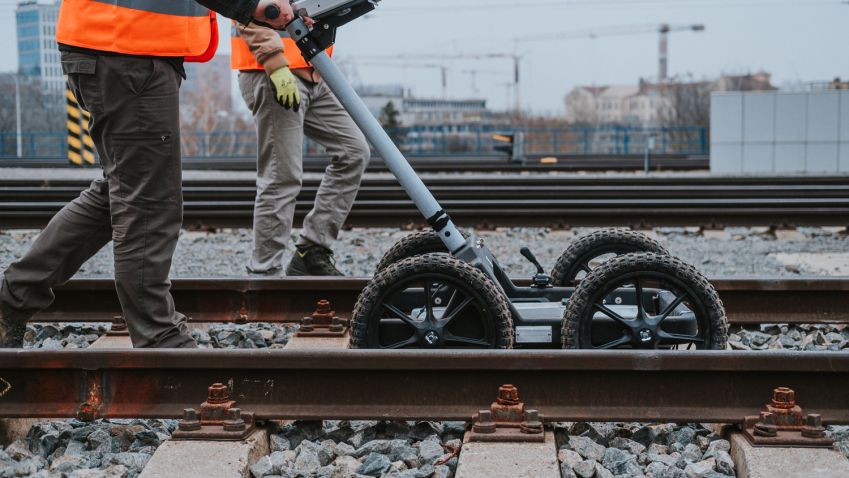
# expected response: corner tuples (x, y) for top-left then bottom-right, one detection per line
(56, 0), (219, 62)
(230, 25), (333, 71)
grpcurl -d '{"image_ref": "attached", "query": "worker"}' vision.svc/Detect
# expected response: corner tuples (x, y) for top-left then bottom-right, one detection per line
(0, 0), (294, 349)
(232, 19), (370, 276)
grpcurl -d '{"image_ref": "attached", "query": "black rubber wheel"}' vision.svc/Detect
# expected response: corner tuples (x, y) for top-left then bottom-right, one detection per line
(375, 231), (468, 272)
(561, 253), (728, 350)
(550, 229), (670, 286)
(351, 253), (514, 349)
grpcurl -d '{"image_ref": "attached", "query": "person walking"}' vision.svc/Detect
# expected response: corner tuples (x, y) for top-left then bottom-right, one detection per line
(232, 20), (371, 276)
(0, 0), (294, 349)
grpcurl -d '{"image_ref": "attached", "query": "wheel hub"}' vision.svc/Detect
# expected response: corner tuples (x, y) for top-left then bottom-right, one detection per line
(638, 328), (653, 343)
(424, 330), (440, 346)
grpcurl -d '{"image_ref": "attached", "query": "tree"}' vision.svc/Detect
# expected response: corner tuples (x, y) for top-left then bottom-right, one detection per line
(379, 101), (406, 148)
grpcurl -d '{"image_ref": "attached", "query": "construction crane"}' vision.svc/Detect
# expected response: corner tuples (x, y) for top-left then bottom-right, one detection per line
(354, 60), (449, 98)
(461, 68), (505, 96)
(360, 53), (525, 120)
(516, 23), (705, 82)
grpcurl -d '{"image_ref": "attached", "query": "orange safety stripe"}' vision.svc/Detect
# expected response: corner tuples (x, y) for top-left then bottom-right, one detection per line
(57, 0), (217, 60)
(230, 30), (333, 71)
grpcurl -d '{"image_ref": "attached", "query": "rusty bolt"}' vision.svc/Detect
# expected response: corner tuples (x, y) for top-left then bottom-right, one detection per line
(801, 414), (826, 439)
(497, 384), (520, 406)
(329, 317), (345, 333)
(472, 410), (496, 434)
(237, 305), (249, 324)
(111, 315), (127, 332)
(300, 316), (314, 332)
(315, 299), (334, 317)
(179, 408), (201, 431)
(207, 383), (230, 404)
(222, 408), (246, 432)
(520, 409), (544, 435)
(754, 412), (778, 437)
(770, 387), (796, 410)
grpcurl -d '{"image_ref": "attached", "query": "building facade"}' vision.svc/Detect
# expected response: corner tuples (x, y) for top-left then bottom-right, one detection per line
(16, 1), (63, 92)
(565, 72), (777, 127)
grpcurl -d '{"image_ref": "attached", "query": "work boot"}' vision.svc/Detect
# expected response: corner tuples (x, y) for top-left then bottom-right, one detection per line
(0, 308), (26, 348)
(286, 243), (344, 276)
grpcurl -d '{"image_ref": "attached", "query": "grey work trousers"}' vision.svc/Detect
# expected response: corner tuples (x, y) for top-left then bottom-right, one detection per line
(238, 71), (370, 274)
(0, 52), (196, 348)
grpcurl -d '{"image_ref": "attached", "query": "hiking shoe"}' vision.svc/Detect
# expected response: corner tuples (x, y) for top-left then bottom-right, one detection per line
(0, 309), (26, 348)
(286, 243), (344, 276)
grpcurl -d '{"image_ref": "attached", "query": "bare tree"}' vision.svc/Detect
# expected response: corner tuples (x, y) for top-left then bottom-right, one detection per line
(658, 81), (712, 153)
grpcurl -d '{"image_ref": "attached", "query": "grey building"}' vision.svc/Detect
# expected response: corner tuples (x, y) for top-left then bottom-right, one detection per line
(16, 1), (63, 92)
(357, 84), (489, 126)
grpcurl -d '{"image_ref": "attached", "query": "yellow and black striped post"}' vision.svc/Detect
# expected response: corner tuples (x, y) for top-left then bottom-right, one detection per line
(66, 85), (95, 166)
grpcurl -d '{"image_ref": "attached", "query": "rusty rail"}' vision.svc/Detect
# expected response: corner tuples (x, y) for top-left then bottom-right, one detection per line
(32, 276), (849, 325)
(0, 350), (847, 423)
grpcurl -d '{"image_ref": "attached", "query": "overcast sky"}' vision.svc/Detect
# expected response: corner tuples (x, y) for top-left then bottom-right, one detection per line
(1, 0), (847, 114)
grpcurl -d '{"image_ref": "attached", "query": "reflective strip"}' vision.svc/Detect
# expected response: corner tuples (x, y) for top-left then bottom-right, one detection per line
(92, 0), (208, 17)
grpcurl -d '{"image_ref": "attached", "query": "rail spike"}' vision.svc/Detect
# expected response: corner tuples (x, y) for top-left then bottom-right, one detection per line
(172, 382), (256, 441)
(469, 384), (546, 443)
(742, 386), (833, 447)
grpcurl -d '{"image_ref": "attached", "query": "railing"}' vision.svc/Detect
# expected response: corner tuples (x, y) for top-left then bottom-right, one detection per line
(0, 126), (708, 163)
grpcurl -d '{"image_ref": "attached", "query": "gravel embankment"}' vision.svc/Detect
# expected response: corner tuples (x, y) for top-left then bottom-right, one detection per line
(2, 227), (848, 279)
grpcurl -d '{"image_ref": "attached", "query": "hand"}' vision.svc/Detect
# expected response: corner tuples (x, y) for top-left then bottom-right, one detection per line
(255, 0), (294, 28)
(269, 67), (301, 111)
(303, 16), (316, 28)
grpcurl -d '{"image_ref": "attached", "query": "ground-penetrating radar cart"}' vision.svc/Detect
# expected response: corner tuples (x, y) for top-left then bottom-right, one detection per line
(268, 0), (728, 351)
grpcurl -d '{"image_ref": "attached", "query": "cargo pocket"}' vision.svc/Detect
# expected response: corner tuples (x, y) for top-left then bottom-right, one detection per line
(111, 133), (178, 205)
(62, 55), (102, 114)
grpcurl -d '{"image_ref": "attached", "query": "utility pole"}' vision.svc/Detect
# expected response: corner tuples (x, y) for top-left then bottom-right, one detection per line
(14, 75), (22, 158)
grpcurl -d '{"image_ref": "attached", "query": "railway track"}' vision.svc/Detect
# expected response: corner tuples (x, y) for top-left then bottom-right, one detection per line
(32, 276), (849, 326)
(2, 174), (849, 229)
(1, 153), (709, 173)
(1, 349), (847, 424)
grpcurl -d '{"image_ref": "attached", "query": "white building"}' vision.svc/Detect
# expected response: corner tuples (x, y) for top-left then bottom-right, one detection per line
(16, 1), (63, 92)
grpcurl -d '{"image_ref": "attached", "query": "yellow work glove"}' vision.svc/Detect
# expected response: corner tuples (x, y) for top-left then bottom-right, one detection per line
(269, 67), (300, 112)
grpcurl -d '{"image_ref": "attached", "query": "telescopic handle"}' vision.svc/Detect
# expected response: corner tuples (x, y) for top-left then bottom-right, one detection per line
(265, 4), (281, 19)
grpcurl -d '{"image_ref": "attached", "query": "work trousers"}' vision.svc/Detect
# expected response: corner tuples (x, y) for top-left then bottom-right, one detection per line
(238, 71), (370, 274)
(0, 52), (196, 348)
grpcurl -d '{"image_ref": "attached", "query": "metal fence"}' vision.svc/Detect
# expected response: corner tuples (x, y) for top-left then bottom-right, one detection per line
(0, 125), (708, 161)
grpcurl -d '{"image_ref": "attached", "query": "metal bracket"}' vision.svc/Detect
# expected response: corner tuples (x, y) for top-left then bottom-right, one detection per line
(172, 383), (256, 441)
(296, 300), (349, 338)
(469, 384), (546, 443)
(741, 387), (832, 448)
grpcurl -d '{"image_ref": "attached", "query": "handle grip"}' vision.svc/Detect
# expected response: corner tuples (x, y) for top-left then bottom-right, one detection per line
(265, 4), (281, 19)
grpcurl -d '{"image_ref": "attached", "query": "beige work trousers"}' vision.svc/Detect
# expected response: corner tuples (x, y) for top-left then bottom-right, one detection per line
(238, 71), (370, 274)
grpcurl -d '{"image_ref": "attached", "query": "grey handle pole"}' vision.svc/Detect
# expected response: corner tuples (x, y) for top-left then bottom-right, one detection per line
(285, 19), (466, 252)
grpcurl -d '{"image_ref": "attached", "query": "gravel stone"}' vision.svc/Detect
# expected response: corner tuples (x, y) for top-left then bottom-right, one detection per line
(667, 427), (696, 447)
(558, 448), (583, 467)
(712, 450), (734, 476)
(682, 443), (703, 463)
(702, 440), (730, 459)
(357, 452), (391, 476)
(573, 459), (597, 478)
(569, 435), (606, 461)
(601, 447), (641, 475)
(560, 462), (579, 478)
(684, 458), (715, 477)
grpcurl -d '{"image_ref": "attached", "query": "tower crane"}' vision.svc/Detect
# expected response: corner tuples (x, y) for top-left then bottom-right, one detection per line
(360, 53), (524, 120)
(353, 60), (449, 98)
(515, 23), (705, 82)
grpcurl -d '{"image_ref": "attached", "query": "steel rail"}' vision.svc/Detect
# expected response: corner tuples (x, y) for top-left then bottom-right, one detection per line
(0, 349), (847, 423)
(2, 175), (848, 228)
(31, 277), (849, 325)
